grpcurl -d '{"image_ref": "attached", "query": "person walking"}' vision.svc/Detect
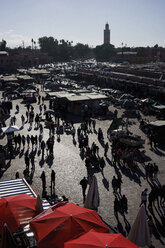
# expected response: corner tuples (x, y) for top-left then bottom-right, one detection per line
(24, 152), (30, 170)
(100, 157), (106, 172)
(27, 134), (30, 148)
(39, 105), (42, 115)
(40, 171), (46, 190)
(92, 119), (96, 131)
(13, 115), (16, 125)
(80, 177), (88, 203)
(140, 188), (148, 209)
(51, 170), (56, 195)
(30, 151), (35, 170)
(153, 163), (159, 180)
(41, 140), (46, 158)
(112, 176), (117, 194)
(26, 111), (29, 122)
(121, 194), (128, 213)
(104, 142), (109, 157)
(22, 135), (26, 148)
(21, 115), (25, 127)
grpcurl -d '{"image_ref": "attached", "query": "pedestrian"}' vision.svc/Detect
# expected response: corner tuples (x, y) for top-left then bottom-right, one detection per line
(116, 174), (122, 195)
(121, 195), (128, 213)
(10, 117), (13, 126)
(13, 115), (16, 125)
(31, 135), (35, 149)
(26, 111), (29, 122)
(39, 105), (42, 114)
(40, 171), (46, 190)
(38, 95), (41, 104)
(80, 177), (88, 203)
(24, 152), (30, 170)
(51, 170), (56, 191)
(41, 140), (45, 157)
(39, 123), (43, 134)
(34, 135), (38, 147)
(84, 135), (89, 148)
(104, 142), (109, 157)
(153, 163), (159, 180)
(26, 104), (30, 112)
(14, 135), (18, 148)
(35, 114), (40, 128)
(96, 145), (99, 157)
(8, 142), (13, 158)
(16, 104), (19, 112)
(17, 134), (22, 149)
(100, 157), (106, 171)
(139, 188), (148, 209)
(27, 134), (30, 147)
(92, 119), (96, 130)
(21, 115), (25, 127)
(22, 135), (26, 147)
(88, 118), (92, 130)
(39, 134), (43, 145)
(44, 104), (47, 112)
(30, 152), (35, 170)
(29, 117), (33, 129)
(112, 176), (117, 194)
(15, 172), (19, 179)
(92, 142), (97, 156)
(114, 196), (120, 218)
(71, 126), (76, 139)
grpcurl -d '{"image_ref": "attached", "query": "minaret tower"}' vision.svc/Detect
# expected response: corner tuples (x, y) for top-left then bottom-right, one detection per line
(104, 22), (110, 44)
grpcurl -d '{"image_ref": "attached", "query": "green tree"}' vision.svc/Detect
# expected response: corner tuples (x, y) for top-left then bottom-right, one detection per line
(94, 44), (116, 61)
(0, 39), (7, 51)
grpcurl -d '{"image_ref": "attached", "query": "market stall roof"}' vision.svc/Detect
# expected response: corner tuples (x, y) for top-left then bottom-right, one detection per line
(17, 69), (28, 73)
(67, 94), (90, 102)
(85, 93), (108, 100)
(17, 75), (33, 81)
(152, 105), (165, 110)
(47, 90), (108, 102)
(1, 75), (18, 82)
(22, 89), (36, 94)
(149, 120), (165, 127)
(28, 69), (50, 75)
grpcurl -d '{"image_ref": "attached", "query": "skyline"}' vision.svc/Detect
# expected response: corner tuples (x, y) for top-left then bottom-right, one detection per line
(0, 0), (165, 49)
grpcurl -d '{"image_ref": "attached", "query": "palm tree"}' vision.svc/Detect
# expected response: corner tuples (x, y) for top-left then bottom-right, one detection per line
(31, 38), (34, 50)
(34, 41), (36, 50)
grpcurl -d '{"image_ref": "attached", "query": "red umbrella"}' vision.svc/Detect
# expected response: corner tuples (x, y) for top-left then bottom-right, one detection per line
(30, 202), (109, 248)
(64, 231), (139, 248)
(0, 194), (39, 234)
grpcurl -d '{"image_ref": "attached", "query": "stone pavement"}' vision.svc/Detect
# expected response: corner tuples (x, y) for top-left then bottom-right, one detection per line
(0, 89), (165, 248)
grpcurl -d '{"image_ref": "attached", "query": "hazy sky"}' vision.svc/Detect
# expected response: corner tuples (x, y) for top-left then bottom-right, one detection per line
(0, 0), (165, 48)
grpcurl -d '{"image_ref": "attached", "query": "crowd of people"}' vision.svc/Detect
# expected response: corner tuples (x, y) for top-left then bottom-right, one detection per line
(0, 83), (164, 247)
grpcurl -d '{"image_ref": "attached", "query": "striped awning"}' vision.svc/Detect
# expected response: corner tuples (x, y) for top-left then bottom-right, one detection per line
(0, 178), (50, 210)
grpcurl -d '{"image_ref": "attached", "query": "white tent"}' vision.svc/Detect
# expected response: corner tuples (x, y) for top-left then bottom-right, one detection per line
(2, 125), (19, 133)
(128, 205), (151, 247)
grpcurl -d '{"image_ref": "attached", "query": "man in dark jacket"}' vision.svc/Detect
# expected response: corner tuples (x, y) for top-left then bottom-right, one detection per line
(80, 177), (88, 203)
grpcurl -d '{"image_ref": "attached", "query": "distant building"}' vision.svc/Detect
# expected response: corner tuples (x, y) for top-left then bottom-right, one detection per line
(104, 23), (110, 44)
(0, 50), (53, 73)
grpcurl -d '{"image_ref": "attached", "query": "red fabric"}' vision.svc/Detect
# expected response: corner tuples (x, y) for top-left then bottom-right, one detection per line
(30, 202), (109, 248)
(64, 231), (139, 248)
(0, 194), (38, 234)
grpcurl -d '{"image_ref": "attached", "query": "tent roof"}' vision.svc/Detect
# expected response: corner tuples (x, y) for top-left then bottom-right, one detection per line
(149, 120), (165, 127)
(153, 105), (165, 110)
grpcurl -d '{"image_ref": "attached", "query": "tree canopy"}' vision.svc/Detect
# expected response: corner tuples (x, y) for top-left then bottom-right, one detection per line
(38, 37), (92, 61)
